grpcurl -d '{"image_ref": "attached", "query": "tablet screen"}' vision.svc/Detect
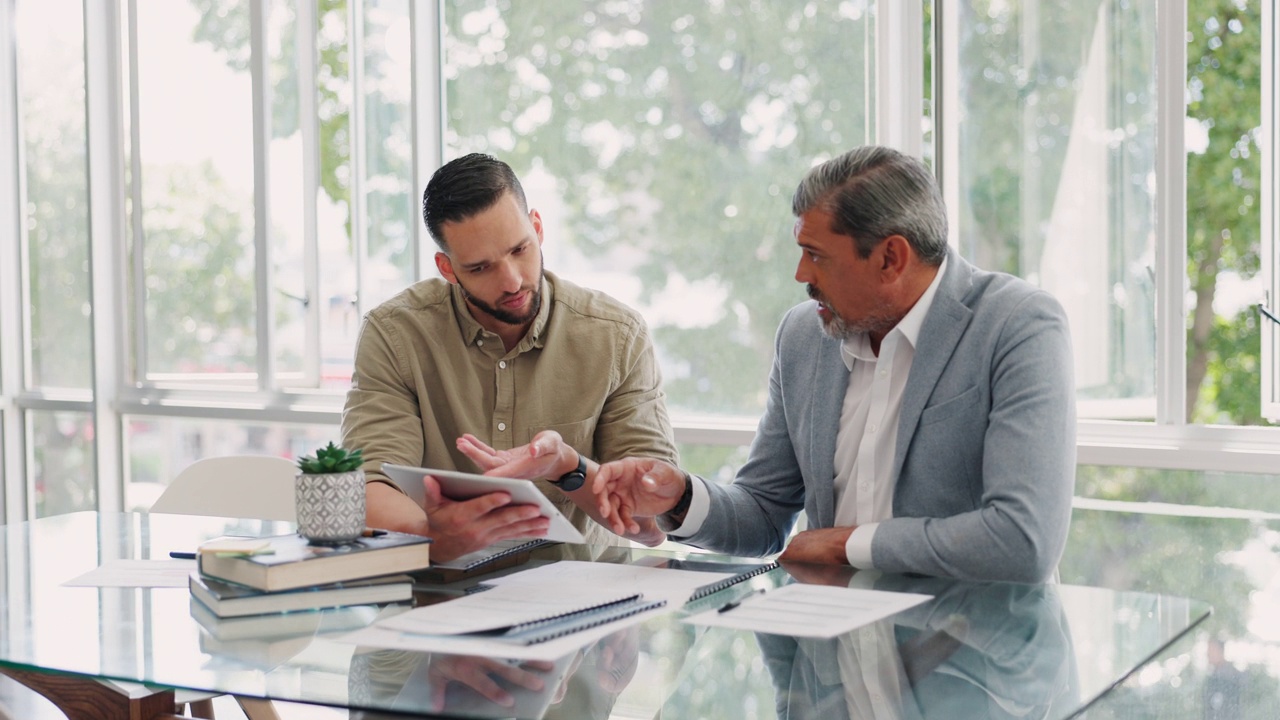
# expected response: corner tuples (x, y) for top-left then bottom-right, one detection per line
(380, 463), (586, 544)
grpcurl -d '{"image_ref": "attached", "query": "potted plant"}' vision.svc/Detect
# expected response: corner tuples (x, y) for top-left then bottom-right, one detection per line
(295, 442), (367, 544)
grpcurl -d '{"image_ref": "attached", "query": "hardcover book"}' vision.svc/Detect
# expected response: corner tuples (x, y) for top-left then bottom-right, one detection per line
(197, 531), (432, 592)
(189, 572), (414, 618)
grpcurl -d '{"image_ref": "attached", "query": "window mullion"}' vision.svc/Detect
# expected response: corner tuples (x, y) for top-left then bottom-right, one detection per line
(1262, 0), (1279, 421)
(1, 0), (28, 521)
(250, 0), (275, 392)
(1154, 0), (1187, 425)
(874, 0), (924, 157)
(409, 0), (443, 282)
(349, 0), (368, 319)
(298, 0), (321, 386)
(84, 0), (127, 512)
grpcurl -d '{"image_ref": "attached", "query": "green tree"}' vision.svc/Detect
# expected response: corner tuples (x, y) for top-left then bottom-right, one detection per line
(1185, 0), (1266, 425)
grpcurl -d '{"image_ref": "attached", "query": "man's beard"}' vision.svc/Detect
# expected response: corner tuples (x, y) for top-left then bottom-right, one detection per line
(807, 284), (900, 341)
(459, 267), (545, 327)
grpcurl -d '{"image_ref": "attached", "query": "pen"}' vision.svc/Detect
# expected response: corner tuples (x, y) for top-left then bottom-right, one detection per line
(169, 551), (197, 560)
(717, 589), (765, 613)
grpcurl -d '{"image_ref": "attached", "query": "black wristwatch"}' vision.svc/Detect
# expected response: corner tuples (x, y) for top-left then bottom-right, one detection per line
(550, 451), (587, 492)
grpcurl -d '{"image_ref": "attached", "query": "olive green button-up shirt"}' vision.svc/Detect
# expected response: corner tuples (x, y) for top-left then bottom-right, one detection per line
(340, 270), (678, 546)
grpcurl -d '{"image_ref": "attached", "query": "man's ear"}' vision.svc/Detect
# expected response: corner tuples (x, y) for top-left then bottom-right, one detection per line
(878, 235), (913, 281)
(435, 252), (458, 284)
(530, 208), (545, 247)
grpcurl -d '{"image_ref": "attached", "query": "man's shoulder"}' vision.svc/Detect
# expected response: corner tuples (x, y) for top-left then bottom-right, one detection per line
(365, 278), (453, 323)
(547, 272), (646, 330)
(956, 260), (1065, 318)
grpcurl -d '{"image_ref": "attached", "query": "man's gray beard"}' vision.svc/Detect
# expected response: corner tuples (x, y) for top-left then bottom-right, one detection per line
(819, 305), (902, 341)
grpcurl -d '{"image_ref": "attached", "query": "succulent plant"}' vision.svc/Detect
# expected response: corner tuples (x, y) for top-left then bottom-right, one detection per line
(296, 442), (364, 474)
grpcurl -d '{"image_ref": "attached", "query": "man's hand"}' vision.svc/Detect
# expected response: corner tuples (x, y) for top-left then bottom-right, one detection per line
(421, 474), (549, 562)
(457, 431), (575, 480)
(595, 628), (640, 693)
(592, 458), (688, 536)
(778, 527), (854, 566)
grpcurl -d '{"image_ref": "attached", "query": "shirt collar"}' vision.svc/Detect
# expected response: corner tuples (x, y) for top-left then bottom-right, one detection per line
(840, 257), (948, 370)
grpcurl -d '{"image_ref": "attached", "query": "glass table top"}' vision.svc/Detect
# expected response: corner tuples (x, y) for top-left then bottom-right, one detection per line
(0, 512), (1210, 719)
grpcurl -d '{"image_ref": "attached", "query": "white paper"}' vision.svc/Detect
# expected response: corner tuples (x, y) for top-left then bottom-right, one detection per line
(377, 583), (642, 635)
(483, 560), (735, 606)
(64, 559), (197, 588)
(683, 584), (932, 638)
(341, 602), (666, 662)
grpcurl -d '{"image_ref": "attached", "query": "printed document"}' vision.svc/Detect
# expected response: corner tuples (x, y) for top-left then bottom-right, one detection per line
(684, 583), (932, 638)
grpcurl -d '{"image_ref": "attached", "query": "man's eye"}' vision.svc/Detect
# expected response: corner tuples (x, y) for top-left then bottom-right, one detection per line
(512, 244), (526, 255)
(808, 252), (820, 262)
(470, 265), (488, 274)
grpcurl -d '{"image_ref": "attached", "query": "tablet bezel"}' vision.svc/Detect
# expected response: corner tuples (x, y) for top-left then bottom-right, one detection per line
(380, 463), (586, 544)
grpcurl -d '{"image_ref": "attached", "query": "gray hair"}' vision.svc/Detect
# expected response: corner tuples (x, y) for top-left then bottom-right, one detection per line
(791, 146), (948, 265)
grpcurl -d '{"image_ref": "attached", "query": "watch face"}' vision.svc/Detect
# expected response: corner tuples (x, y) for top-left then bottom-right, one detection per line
(556, 472), (586, 492)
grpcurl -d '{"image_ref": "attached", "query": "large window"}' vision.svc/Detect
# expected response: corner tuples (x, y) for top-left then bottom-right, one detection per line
(1, 0), (1279, 520)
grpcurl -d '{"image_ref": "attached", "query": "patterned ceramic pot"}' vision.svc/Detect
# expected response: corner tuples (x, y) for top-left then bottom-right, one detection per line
(295, 469), (366, 544)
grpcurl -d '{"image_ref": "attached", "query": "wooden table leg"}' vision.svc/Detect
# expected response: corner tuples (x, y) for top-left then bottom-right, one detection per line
(0, 667), (175, 720)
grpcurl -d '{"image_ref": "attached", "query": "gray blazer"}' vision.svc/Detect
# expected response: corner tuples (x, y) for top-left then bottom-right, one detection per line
(684, 251), (1076, 582)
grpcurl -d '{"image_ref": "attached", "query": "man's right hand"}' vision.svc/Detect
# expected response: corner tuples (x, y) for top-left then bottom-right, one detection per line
(364, 477), (549, 563)
(591, 458), (688, 536)
(420, 475), (550, 562)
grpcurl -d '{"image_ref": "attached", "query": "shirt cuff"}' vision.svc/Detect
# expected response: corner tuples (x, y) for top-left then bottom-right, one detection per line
(844, 523), (878, 568)
(665, 474), (711, 537)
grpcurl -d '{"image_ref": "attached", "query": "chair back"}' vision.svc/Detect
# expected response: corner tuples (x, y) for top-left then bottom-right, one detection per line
(150, 455), (298, 522)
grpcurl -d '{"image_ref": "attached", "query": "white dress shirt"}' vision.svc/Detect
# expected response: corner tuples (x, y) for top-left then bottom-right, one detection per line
(841, 259), (946, 567)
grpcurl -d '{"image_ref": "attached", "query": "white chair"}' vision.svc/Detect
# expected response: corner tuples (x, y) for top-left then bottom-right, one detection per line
(150, 455), (298, 522)
(148, 454), (299, 720)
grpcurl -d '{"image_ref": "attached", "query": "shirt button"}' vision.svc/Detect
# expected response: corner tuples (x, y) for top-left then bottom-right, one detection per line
(497, 422), (507, 431)
(499, 360), (507, 369)
(868, 424), (877, 433)
(878, 369), (888, 377)
(477, 339), (484, 347)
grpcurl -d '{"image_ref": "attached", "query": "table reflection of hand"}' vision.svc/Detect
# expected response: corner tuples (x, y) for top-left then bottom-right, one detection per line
(595, 627), (640, 693)
(427, 656), (553, 711)
(779, 559), (858, 587)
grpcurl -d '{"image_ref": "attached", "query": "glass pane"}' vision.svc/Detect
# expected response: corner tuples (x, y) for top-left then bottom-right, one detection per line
(944, 2), (1157, 419)
(1185, 2), (1269, 426)
(317, 0), (360, 391)
(360, 0), (414, 309)
(269, 0), (310, 382)
(29, 410), (96, 517)
(135, 0), (257, 382)
(1065, 465), (1280, 713)
(124, 415), (335, 512)
(444, 1), (876, 417)
(17, 0), (91, 390)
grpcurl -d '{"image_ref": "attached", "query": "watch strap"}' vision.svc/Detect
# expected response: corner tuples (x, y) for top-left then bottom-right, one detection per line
(551, 451), (588, 492)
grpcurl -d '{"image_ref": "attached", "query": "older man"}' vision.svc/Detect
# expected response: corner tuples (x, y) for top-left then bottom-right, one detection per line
(589, 146), (1076, 583)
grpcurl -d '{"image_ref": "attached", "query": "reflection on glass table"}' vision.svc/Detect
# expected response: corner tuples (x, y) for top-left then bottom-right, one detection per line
(0, 512), (1209, 720)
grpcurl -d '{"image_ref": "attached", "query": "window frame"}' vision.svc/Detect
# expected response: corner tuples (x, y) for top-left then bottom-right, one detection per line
(2, 0), (1280, 523)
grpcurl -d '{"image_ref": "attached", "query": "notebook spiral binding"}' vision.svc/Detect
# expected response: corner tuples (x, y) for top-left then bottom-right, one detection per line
(687, 561), (780, 601)
(461, 539), (554, 571)
(511, 598), (668, 646)
(505, 593), (643, 635)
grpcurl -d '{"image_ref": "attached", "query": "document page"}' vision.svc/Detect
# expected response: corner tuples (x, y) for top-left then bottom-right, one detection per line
(378, 583), (640, 636)
(684, 583), (932, 638)
(64, 558), (196, 588)
(482, 560), (735, 606)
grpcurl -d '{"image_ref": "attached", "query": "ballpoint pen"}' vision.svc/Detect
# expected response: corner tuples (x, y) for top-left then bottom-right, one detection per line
(169, 551), (197, 560)
(717, 588), (766, 613)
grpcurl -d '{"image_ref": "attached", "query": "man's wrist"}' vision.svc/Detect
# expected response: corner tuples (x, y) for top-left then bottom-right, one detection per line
(657, 473), (694, 531)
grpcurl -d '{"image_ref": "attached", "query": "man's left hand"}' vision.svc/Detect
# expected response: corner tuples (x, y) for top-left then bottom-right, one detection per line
(778, 527), (855, 565)
(457, 431), (573, 480)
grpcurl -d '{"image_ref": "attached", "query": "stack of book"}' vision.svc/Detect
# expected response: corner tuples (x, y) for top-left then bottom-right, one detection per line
(188, 531), (433, 642)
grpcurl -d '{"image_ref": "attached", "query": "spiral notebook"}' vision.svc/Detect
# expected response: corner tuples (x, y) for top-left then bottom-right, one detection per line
(676, 560), (780, 602)
(431, 538), (554, 572)
(376, 583), (666, 645)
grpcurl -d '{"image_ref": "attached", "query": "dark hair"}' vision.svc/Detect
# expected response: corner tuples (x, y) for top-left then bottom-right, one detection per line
(422, 153), (528, 250)
(791, 146), (948, 265)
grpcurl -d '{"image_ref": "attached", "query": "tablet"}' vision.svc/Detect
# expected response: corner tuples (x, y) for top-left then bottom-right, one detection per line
(380, 463), (586, 544)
